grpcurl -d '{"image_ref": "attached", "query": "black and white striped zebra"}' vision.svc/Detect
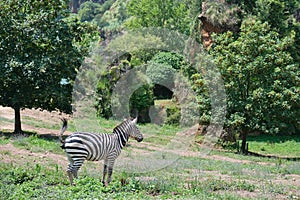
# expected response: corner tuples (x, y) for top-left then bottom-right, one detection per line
(58, 118), (143, 186)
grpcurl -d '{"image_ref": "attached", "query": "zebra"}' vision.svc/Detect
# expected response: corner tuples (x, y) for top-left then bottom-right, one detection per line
(58, 117), (143, 186)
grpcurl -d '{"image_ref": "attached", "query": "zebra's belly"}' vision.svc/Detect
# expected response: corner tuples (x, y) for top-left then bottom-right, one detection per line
(65, 144), (106, 161)
(64, 132), (121, 162)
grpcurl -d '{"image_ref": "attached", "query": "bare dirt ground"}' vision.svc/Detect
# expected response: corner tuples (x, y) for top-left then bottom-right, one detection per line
(0, 106), (71, 135)
(0, 143), (68, 167)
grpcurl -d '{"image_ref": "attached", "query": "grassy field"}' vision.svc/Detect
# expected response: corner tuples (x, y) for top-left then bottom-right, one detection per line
(246, 135), (300, 157)
(0, 110), (300, 199)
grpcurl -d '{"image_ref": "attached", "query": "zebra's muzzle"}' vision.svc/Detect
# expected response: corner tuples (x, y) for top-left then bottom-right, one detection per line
(137, 137), (143, 142)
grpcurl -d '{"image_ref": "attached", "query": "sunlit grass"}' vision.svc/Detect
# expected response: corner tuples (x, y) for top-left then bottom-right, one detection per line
(1, 116), (300, 199)
(12, 135), (62, 154)
(245, 135), (300, 157)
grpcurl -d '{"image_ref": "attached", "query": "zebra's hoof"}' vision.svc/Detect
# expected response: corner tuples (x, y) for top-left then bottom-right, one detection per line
(102, 182), (108, 187)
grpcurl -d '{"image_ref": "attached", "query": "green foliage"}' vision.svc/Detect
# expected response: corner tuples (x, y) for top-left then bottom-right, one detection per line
(95, 64), (155, 122)
(78, 1), (102, 22)
(164, 104), (181, 125)
(146, 62), (176, 89)
(94, 0), (128, 39)
(204, 1), (241, 29)
(254, 0), (299, 33)
(95, 74), (114, 119)
(126, 0), (192, 34)
(211, 18), (300, 135)
(150, 52), (187, 70)
(129, 84), (154, 123)
(95, 33), (166, 120)
(254, 0), (300, 63)
(0, 0), (97, 129)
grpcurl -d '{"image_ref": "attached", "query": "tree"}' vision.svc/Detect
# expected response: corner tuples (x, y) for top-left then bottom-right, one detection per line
(94, 33), (165, 121)
(126, 0), (191, 35)
(210, 18), (300, 153)
(254, 0), (300, 63)
(78, 1), (102, 22)
(0, 0), (96, 133)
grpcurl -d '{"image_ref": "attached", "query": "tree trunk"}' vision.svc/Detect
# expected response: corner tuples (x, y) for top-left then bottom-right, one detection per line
(71, 0), (79, 13)
(240, 130), (248, 154)
(14, 107), (22, 133)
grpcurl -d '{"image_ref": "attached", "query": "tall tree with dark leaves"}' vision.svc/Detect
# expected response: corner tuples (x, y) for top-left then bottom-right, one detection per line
(0, 0), (97, 133)
(210, 18), (300, 153)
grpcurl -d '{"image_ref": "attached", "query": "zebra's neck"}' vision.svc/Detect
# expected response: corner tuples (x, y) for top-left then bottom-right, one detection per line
(113, 123), (130, 148)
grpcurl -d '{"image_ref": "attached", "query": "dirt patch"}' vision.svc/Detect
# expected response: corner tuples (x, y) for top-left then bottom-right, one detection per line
(0, 106), (72, 135)
(0, 143), (68, 167)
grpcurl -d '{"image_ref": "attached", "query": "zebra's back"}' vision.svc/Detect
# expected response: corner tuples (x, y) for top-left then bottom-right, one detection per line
(64, 132), (120, 161)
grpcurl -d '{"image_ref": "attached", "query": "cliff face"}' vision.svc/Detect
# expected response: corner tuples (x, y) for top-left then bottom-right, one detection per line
(198, 1), (240, 49)
(198, 14), (223, 49)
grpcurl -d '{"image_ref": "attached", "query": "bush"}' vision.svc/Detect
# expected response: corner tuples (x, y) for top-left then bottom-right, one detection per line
(146, 62), (176, 90)
(150, 52), (186, 70)
(164, 104), (181, 125)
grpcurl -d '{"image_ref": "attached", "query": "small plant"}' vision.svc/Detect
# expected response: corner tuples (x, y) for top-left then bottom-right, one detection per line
(164, 104), (181, 126)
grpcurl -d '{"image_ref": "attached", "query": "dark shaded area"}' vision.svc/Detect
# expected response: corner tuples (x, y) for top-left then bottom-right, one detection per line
(236, 135), (300, 161)
(246, 135), (300, 143)
(153, 84), (173, 100)
(0, 131), (67, 143)
(244, 150), (300, 161)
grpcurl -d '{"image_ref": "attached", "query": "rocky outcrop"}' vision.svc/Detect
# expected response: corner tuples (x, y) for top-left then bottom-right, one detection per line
(198, 1), (240, 49)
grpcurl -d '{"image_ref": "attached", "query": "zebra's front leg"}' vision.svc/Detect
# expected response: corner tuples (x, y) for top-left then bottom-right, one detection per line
(102, 160), (108, 186)
(107, 160), (116, 185)
(107, 166), (114, 185)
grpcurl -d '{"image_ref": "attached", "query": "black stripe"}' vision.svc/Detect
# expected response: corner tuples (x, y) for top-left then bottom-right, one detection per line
(67, 139), (84, 144)
(71, 156), (87, 159)
(65, 146), (88, 152)
(79, 133), (103, 159)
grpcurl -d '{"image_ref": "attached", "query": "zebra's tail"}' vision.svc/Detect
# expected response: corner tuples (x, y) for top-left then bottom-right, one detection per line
(59, 118), (68, 148)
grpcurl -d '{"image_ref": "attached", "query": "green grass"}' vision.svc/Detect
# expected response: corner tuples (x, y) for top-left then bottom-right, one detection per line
(1, 117), (300, 199)
(0, 152), (299, 199)
(0, 136), (10, 145)
(245, 135), (300, 157)
(12, 134), (62, 154)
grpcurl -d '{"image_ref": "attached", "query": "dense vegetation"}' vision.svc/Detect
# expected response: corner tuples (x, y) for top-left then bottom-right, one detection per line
(73, 0), (300, 153)
(1, 1), (300, 199)
(1, 1), (299, 151)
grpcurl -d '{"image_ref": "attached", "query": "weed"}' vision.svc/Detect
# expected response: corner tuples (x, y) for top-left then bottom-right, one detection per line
(12, 135), (62, 154)
(0, 150), (11, 156)
(0, 136), (10, 145)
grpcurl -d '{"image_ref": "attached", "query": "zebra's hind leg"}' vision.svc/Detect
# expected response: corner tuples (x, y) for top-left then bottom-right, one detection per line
(66, 156), (82, 185)
(67, 169), (74, 185)
(66, 162), (76, 185)
(72, 160), (84, 180)
(67, 167), (79, 185)
(73, 169), (78, 179)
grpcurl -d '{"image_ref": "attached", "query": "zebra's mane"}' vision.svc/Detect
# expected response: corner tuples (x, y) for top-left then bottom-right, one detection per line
(112, 119), (131, 135)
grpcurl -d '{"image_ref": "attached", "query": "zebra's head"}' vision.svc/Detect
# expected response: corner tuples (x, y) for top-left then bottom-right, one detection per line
(129, 117), (143, 142)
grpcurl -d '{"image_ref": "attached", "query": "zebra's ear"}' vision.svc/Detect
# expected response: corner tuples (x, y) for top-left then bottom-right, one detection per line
(132, 117), (138, 124)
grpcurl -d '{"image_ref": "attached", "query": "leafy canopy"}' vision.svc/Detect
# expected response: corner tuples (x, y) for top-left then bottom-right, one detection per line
(211, 18), (300, 134)
(0, 0), (97, 113)
(126, 0), (192, 35)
